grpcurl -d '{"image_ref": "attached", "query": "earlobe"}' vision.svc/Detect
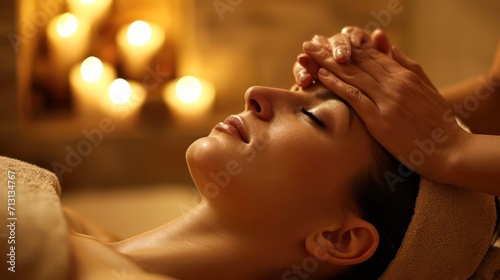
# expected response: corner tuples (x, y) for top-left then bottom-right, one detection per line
(305, 216), (379, 266)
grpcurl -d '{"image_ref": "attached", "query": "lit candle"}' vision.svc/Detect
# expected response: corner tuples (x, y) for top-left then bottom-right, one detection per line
(116, 20), (165, 80)
(69, 56), (116, 117)
(47, 13), (90, 76)
(66, 0), (112, 30)
(163, 76), (215, 125)
(100, 78), (146, 123)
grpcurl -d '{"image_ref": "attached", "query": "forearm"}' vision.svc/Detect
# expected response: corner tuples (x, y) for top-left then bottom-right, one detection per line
(447, 134), (500, 196)
(440, 73), (500, 135)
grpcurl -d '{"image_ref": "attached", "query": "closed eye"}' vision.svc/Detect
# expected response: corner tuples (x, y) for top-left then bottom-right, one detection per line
(301, 107), (325, 128)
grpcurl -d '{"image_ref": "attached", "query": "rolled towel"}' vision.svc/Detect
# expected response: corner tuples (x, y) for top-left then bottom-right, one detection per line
(381, 177), (497, 280)
(0, 156), (69, 280)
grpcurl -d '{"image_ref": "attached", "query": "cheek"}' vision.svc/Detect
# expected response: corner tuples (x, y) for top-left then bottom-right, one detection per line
(229, 131), (344, 205)
(268, 135), (350, 188)
(226, 141), (348, 233)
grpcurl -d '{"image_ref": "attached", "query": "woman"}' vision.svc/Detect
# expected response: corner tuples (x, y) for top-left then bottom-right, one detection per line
(107, 82), (420, 279)
(107, 31), (499, 277)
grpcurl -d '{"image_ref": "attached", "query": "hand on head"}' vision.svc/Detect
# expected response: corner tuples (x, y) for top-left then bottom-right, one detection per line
(293, 27), (392, 88)
(292, 26), (471, 186)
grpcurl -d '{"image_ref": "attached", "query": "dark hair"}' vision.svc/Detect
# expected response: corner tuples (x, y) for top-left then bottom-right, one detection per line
(338, 143), (420, 279)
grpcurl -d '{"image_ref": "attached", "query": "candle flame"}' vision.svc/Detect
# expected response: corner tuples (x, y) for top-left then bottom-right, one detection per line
(176, 76), (203, 104)
(127, 20), (152, 47)
(80, 56), (104, 83)
(81, 0), (97, 3)
(56, 13), (79, 38)
(109, 79), (132, 105)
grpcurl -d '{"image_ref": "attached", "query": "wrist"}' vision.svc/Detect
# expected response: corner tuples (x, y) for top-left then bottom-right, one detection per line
(445, 131), (475, 187)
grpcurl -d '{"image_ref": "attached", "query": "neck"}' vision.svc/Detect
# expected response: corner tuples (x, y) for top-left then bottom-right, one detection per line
(110, 201), (284, 280)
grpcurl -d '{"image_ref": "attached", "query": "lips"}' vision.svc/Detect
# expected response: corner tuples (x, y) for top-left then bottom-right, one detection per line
(215, 115), (250, 143)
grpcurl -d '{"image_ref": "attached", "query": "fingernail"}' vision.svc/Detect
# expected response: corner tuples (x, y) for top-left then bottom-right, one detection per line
(304, 41), (320, 52)
(298, 71), (310, 84)
(318, 68), (329, 78)
(334, 47), (347, 60)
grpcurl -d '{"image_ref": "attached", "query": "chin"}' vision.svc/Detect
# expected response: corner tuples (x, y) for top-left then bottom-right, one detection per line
(186, 136), (225, 190)
(186, 135), (248, 200)
(187, 137), (212, 173)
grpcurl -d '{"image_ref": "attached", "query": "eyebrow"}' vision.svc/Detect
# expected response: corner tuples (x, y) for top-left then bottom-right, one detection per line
(315, 90), (354, 130)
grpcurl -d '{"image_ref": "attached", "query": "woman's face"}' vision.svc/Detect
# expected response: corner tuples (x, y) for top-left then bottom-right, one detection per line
(186, 84), (374, 237)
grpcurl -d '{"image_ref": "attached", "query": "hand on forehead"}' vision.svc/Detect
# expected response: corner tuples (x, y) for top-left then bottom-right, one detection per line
(293, 27), (392, 88)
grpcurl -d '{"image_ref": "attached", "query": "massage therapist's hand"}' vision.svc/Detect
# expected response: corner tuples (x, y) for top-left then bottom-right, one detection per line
(293, 26), (392, 88)
(301, 41), (472, 186)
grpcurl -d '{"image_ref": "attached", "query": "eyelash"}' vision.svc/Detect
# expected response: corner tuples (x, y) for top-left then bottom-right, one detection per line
(301, 107), (325, 128)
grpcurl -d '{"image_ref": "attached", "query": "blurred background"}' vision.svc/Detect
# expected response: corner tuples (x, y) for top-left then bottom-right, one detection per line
(0, 0), (499, 237)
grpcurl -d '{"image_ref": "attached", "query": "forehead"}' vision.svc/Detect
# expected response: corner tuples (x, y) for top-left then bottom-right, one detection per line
(290, 83), (327, 92)
(300, 83), (328, 93)
(291, 83), (342, 100)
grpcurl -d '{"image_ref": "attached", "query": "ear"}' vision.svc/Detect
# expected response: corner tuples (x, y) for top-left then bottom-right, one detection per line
(305, 215), (379, 266)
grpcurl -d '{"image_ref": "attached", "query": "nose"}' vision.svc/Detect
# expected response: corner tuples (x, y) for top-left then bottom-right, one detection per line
(245, 86), (293, 121)
(244, 86), (274, 121)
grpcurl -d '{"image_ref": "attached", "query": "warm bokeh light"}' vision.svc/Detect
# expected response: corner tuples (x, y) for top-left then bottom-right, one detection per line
(127, 20), (152, 47)
(117, 20), (165, 79)
(66, 0), (112, 28)
(163, 76), (216, 123)
(56, 13), (79, 38)
(80, 56), (104, 83)
(175, 76), (203, 104)
(109, 79), (132, 105)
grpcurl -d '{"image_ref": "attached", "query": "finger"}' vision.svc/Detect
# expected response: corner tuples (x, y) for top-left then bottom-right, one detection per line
(350, 46), (421, 81)
(371, 29), (391, 54)
(340, 26), (355, 34)
(349, 28), (372, 49)
(293, 57), (314, 87)
(348, 48), (394, 83)
(391, 46), (436, 89)
(296, 53), (320, 85)
(297, 53), (321, 77)
(341, 26), (372, 48)
(328, 33), (351, 63)
(311, 34), (330, 48)
(317, 67), (380, 124)
(349, 47), (425, 90)
(303, 41), (386, 102)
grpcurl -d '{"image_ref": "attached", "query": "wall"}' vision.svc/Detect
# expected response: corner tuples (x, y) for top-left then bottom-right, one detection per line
(409, 0), (500, 87)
